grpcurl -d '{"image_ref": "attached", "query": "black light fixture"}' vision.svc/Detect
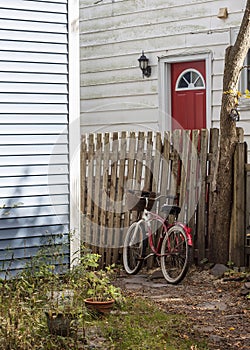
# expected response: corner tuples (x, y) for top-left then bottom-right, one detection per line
(138, 51), (151, 78)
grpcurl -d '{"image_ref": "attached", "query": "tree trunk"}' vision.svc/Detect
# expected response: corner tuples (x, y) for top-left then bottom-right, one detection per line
(210, 1), (250, 264)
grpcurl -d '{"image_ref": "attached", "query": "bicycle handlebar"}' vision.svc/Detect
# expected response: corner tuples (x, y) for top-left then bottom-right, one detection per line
(127, 189), (177, 202)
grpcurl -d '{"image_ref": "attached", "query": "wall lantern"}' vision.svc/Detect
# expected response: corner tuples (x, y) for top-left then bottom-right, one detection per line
(138, 51), (151, 78)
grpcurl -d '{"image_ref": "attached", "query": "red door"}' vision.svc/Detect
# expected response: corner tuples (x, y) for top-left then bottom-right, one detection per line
(171, 61), (206, 130)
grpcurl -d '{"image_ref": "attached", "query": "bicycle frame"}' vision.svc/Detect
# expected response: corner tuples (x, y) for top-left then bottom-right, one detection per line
(141, 209), (193, 258)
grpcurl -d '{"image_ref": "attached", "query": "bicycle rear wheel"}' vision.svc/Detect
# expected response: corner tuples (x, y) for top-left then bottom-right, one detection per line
(160, 225), (191, 284)
(123, 222), (147, 275)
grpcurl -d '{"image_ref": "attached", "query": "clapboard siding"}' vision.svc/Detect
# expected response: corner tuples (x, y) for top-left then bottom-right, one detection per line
(0, 0), (67, 11)
(80, 0), (243, 18)
(0, 194), (68, 207)
(0, 51), (68, 63)
(0, 0), (70, 277)
(80, 0), (250, 154)
(1, 185), (69, 198)
(0, 62), (68, 73)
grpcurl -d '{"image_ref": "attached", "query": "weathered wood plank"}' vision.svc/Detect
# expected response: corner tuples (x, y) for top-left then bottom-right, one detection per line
(196, 129), (208, 262)
(107, 132), (119, 265)
(152, 132), (162, 195)
(99, 133), (110, 267)
(179, 130), (190, 222)
(207, 128), (219, 261)
(80, 134), (87, 242)
(147, 132), (162, 268)
(229, 143), (246, 266)
(144, 131), (153, 191)
(187, 129), (199, 230)
(86, 134), (94, 248)
(159, 131), (170, 208)
(124, 132), (137, 228)
(93, 133), (102, 252)
(170, 129), (181, 200)
(135, 132), (145, 192)
(115, 131), (127, 258)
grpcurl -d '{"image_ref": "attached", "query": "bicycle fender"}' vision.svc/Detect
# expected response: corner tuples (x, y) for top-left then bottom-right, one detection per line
(175, 223), (193, 247)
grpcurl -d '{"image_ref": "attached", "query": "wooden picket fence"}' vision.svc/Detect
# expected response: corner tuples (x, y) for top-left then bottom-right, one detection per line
(80, 128), (248, 268)
(244, 162), (250, 266)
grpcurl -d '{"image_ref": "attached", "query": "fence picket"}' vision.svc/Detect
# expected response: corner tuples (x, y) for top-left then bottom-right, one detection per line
(170, 129), (181, 200)
(81, 134), (87, 242)
(107, 132), (119, 265)
(85, 134), (94, 248)
(159, 132), (171, 209)
(99, 133), (110, 266)
(187, 129), (199, 230)
(196, 129), (208, 261)
(179, 130), (190, 222)
(92, 133), (102, 253)
(144, 132), (153, 191)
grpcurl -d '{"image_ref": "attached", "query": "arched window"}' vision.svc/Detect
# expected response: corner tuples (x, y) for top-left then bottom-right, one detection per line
(175, 69), (205, 91)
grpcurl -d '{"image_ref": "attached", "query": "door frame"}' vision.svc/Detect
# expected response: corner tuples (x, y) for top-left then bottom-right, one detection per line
(158, 52), (212, 131)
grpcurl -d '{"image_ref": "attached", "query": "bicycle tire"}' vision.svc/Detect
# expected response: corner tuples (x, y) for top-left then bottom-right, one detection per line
(123, 222), (147, 275)
(160, 224), (191, 284)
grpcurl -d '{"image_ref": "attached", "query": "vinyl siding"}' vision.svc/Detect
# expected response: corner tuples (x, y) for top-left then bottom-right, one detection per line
(0, 0), (70, 277)
(80, 0), (250, 155)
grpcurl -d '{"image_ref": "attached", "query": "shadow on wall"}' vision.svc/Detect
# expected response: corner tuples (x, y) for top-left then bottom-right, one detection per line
(0, 166), (70, 278)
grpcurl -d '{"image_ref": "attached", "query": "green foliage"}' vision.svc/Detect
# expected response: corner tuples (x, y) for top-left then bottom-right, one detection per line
(85, 265), (123, 302)
(93, 297), (208, 349)
(0, 238), (208, 349)
(0, 237), (124, 349)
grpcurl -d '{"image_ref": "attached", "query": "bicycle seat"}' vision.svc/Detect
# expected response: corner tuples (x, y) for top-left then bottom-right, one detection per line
(141, 190), (156, 198)
(161, 204), (181, 216)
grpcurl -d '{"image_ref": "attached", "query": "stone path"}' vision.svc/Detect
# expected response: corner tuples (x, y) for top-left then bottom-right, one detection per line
(115, 268), (250, 350)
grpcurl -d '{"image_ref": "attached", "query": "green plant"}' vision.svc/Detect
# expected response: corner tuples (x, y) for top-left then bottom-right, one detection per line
(81, 254), (123, 303)
(86, 268), (122, 302)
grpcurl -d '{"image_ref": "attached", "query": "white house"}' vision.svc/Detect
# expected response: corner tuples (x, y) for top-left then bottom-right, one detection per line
(80, 0), (250, 155)
(0, 0), (80, 277)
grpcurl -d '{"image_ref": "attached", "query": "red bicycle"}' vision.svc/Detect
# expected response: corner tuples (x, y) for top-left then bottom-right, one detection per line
(123, 190), (193, 284)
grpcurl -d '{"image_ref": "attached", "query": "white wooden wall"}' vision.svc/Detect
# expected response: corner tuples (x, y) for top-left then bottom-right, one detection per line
(0, 0), (70, 277)
(80, 0), (250, 155)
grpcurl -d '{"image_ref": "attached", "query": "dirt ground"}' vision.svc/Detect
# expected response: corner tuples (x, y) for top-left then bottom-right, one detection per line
(115, 266), (250, 350)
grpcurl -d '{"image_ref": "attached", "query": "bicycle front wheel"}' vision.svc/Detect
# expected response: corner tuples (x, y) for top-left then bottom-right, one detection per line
(160, 225), (191, 284)
(123, 222), (147, 275)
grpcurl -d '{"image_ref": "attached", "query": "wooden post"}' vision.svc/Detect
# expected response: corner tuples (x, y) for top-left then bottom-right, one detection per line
(229, 142), (246, 267)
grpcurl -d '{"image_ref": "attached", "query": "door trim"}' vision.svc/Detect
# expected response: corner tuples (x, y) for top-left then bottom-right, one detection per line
(158, 52), (212, 131)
